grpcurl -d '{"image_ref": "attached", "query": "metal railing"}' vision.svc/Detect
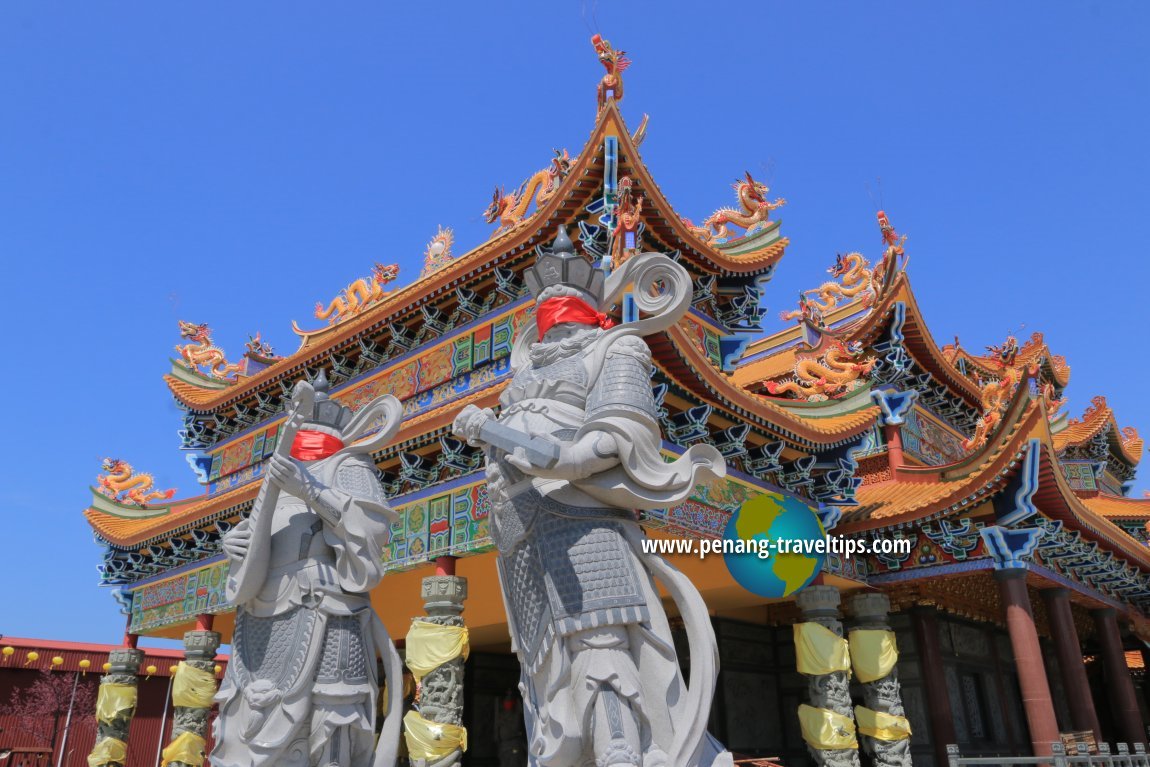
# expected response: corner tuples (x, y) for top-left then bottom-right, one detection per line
(947, 742), (1150, 767)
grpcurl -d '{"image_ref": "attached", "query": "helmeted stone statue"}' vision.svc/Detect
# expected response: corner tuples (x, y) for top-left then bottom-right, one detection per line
(453, 228), (734, 767)
(212, 374), (405, 767)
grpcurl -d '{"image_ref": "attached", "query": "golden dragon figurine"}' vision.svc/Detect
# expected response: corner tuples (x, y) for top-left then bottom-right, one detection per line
(766, 338), (876, 402)
(175, 320), (244, 379)
(683, 171), (785, 243)
(97, 458), (176, 506)
(315, 262), (400, 325)
(961, 336), (1025, 451)
(780, 252), (878, 321)
(484, 149), (572, 234)
(592, 34), (630, 111)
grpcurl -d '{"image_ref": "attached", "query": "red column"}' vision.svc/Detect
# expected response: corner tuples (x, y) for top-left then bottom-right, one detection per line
(435, 555), (456, 577)
(884, 424), (904, 479)
(1093, 608), (1146, 746)
(911, 606), (957, 766)
(195, 613), (215, 631)
(1041, 589), (1102, 741)
(995, 569), (1060, 756)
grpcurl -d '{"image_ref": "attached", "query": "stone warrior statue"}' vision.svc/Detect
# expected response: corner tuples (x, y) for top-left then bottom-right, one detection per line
(212, 373), (406, 767)
(454, 228), (734, 767)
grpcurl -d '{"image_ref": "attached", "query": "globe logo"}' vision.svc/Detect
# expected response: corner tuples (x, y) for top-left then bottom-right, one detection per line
(723, 493), (826, 598)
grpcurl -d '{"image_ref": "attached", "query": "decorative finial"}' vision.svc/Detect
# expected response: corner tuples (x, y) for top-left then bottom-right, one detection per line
(553, 227), (575, 255)
(313, 370), (330, 398)
(592, 34), (631, 111)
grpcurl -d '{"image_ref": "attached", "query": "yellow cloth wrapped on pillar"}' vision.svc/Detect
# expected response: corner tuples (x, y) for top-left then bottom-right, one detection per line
(403, 710), (468, 759)
(171, 662), (218, 708)
(848, 629), (899, 683)
(404, 620), (470, 681)
(797, 704), (858, 750)
(161, 730), (206, 767)
(794, 621), (850, 675)
(95, 683), (137, 724)
(87, 736), (128, 767)
(855, 706), (912, 741)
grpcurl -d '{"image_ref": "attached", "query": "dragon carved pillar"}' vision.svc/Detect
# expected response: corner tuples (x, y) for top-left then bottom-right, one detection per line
(162, 618), (222, 767)
(849, 593), (912, 767)
(87, 644), (144, 767)
(795, 585), (861, 767)
(404, 556), (469, 766)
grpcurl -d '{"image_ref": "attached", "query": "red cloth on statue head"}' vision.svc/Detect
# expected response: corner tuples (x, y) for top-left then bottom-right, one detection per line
(290, 430), (345, 461)
(536, 296), (614, 340)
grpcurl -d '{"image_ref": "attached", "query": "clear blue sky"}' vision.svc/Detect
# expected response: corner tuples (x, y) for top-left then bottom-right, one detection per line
(1, 2), (1148, 645)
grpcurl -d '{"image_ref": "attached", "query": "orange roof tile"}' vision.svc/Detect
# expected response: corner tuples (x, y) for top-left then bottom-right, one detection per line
(1082, 494), (1150, 521)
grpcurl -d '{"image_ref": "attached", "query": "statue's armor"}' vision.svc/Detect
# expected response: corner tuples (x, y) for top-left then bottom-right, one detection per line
(215, 454), (388, 767)
(489, 337), (657, 673)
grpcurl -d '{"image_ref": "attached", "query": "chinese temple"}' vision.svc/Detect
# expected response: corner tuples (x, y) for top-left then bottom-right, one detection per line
(77, 38), (1150, 767)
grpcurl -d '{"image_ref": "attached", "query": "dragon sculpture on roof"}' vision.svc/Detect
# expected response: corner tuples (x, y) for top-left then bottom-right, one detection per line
(962, 335), (1025, 451)
(592, 34), (630, 110)
(683, 171), (785, 243)
(96, 458), (176, 507)
(766, 336), (876, 402)
(484, 149), (572, 234)
(175, 320), (244, 379)
(314, 262), (400, 325)
(780, 252), (878, 321)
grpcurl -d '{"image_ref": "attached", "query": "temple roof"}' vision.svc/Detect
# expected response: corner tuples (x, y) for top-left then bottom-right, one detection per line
(1053, 394), (1144, 466)
(164, 102), (788, 414)
(942, 331), (1071, 389)
(838, 379), (1150, 572)
(1084, 493), (1150, 521)
(735, 272), (984, 410)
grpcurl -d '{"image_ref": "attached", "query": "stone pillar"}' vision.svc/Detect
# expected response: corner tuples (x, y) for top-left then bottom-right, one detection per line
(910, 606), (956, 767)
(87, 645), (144, 767)
(796, 585), (861, 767)
(1040, 589), (1102, 741)
(405, 556), (468, 766)
(1093, 607), (1146, 746)
(995, 569), (1060, 756)
(850, 593), (911, 767)
(161, 620), (222, 767)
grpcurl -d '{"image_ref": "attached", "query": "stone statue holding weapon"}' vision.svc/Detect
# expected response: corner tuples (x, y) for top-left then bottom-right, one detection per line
(213, 373), (406, 767)
(453, 228), (735, 767)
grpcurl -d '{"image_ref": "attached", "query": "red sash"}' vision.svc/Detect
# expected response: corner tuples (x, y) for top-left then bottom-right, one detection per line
(290, 430), (345, 461)
(536, 296), (614, 340)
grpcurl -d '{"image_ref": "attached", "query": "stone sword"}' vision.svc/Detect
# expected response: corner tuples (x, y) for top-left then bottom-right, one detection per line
(454, 404), (561, 469)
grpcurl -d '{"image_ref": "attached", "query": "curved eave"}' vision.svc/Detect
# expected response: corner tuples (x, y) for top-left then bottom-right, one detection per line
(1053, 397), (1144, 467)
(165, 108), (619, 413)
(654, 323), (880, 449)
(733, 274), (984, 410)
(87, 386), (503, 549)
(948, 338), (1072, 390)
(606, 113), (788, 275)
(838, 394), (1150, 572)
(837, 395), (1046, 534)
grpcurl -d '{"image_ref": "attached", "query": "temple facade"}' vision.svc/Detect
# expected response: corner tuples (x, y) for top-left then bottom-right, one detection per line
(77, 42), (1150, 767)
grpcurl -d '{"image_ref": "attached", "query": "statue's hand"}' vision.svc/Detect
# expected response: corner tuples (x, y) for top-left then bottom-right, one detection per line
(505, 431), (619, 481)
(267, 453), (312, 497)
(453, 404), (494, 447)
(221, 523), (251, 562)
